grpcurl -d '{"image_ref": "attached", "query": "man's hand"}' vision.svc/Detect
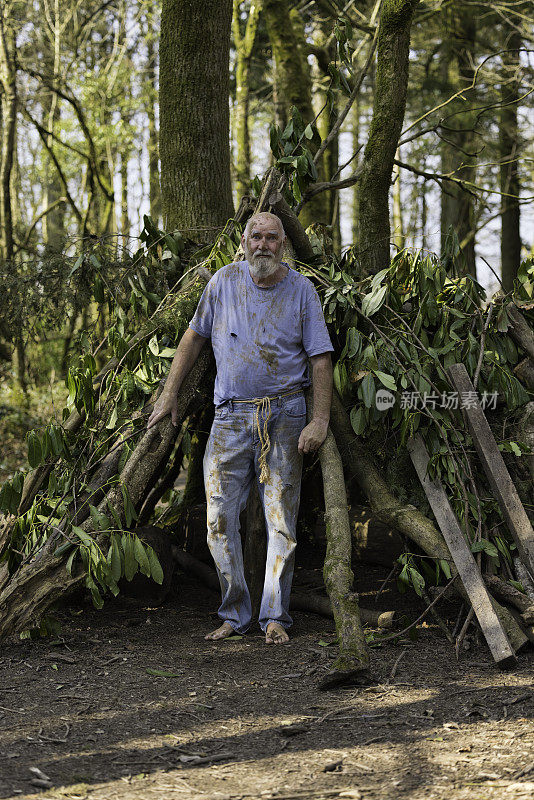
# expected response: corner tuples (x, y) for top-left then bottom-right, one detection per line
(298, 418), (329, 454)
(146, 328), (208, 430)
(147, 393), (179, 429)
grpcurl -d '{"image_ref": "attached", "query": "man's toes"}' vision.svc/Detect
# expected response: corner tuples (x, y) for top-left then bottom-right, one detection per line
(205, 622), (234, 640)
(265, 624), (289, 645)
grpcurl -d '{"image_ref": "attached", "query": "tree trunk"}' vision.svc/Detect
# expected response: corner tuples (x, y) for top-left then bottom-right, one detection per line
(40, 2), (65, 254)
(159, 0), (234, 235)
(233, 0), (261, 201)
(307, 380), (370, 683)
(358, 0), (419, 275)
(440, 2), (477, 277)
(500, 30), (521, 292)
(145, 7), (162, 228)
(0, 10), (17, 264)
(264, 0), (313, 130)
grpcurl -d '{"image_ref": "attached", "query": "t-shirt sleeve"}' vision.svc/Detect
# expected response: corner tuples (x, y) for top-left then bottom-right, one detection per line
(302, 282), (334, 357)
(189, 277), (217, 339)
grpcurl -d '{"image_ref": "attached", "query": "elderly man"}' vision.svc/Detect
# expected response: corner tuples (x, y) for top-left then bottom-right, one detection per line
(148, 212), (333, 644)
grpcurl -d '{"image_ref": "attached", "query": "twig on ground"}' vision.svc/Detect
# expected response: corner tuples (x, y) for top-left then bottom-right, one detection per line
(37, 723), (70, 743)
(455, 607), (475, 660)
(387, 649), (408, 683)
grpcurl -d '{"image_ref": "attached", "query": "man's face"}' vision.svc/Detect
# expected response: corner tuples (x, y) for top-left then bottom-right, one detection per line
(243, 217), (285, 278)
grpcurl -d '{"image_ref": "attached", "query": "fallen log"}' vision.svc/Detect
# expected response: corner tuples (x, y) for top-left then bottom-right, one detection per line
(505, 605), (534, 646)
(172, 547), (395, 629)
(507, 303), (534, 362)
(483, 573), (534, 625)
(514, 358), (534, 392)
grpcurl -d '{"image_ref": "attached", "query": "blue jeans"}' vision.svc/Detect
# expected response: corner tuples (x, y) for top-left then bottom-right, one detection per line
(203, 392), (306, 633)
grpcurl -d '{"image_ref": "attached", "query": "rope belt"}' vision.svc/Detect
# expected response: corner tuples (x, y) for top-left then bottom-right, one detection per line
(232, 388), (303, 484)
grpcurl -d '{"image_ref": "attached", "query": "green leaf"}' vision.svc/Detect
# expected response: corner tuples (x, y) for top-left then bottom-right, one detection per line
(69, 253), (83, 277)
(361, 285), (387, 317)
(87, 577), (104, 609)
(147, 545), (164, 585)
(27, 431), (43, 468)
(65, 549), (77, 576)
(148, 335), (159, 356)
(89, 505), (111, 531)
(304, 123), (314, 139)
(72, 525), (93, 548)
(110, 536), (122, 581)
(439, 559), (452, 579)
(350, 405), (365, 435)
(158, 347), (176, 358)
(373, 370), (397, 391)
(122, 534), (137, 581)
(470, 539), (499, 558)
(134, 537), (151, 577)
(408, 567), (425, 597)
(360, 373), (376, 409)
(509, 580), (525, 593)
(48, 425), (64, 455)
(121, 485), (138, 527)
(106, 405), (118, 430)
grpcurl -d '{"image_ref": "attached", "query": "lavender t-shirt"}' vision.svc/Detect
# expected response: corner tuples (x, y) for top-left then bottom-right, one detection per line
(189, 261), (333, 405)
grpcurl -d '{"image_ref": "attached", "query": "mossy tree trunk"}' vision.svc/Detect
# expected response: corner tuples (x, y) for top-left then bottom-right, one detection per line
(500, 29), (521, 292)
(232, 0), (262, 201)
(263, 0), (313, 129)
(319, 427), (370, 680)
(440, 2), (477, 277)
(159, 0), (234, 236)
(358, 0), (419, 275)
(311, 22), (340, 249)
(264, 0), (327, 230)
(145, 6), (162, 228)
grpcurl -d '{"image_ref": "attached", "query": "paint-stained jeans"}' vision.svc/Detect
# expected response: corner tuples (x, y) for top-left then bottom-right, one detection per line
(203, 392), (306, 633)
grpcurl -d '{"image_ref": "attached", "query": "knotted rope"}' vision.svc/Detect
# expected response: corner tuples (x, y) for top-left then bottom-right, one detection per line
(233, 388), (302, 484)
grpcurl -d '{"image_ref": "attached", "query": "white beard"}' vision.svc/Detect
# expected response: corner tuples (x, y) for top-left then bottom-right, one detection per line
(244, 242), (282, 280)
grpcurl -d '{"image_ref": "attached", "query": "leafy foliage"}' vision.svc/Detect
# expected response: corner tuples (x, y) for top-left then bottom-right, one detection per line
(0, 215), (242, 619)
(303, 248), (533, 596)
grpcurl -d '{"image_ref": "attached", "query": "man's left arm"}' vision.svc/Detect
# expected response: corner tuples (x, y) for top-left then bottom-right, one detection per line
(298, 353), (333, 454)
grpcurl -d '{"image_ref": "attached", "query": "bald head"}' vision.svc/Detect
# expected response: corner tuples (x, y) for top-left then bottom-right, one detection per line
(244, 212), (285, 240)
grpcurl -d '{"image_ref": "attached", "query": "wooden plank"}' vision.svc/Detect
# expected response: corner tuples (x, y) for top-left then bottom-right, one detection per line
(448, 363), (534, 579)
(408, 435), (516, 666)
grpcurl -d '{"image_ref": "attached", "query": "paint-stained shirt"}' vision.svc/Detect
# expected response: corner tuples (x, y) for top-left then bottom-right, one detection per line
(189, 261), (333, 405)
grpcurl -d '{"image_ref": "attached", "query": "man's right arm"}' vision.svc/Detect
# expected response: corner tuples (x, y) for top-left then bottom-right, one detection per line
(147, 327), (208, 428)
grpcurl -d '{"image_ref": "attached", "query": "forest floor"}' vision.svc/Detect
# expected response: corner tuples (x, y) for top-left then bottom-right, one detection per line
(1, 565), (533, 800)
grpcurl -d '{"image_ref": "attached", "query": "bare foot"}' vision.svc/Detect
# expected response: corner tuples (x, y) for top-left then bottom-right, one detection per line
(265, 622), (289, 645)
(204, 622), (236, 641)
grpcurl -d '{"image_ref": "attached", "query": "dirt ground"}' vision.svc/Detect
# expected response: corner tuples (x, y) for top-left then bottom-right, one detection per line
(1, 566), (533, 800)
